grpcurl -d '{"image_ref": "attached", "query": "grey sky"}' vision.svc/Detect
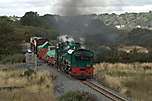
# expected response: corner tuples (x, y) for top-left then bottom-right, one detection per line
(0, 0), (152, 16)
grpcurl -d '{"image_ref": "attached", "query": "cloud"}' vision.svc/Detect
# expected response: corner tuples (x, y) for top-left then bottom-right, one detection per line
(53, 0), (152, 15)
(123, 0), (152, 6)
(53, 0), (125, 15)
(122, 4), (152, 13)
(0, 0), (152, 16)
(0, 0), (52, 16)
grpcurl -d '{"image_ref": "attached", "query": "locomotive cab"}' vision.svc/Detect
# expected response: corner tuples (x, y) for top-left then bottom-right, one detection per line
(70, 49), (94, 79)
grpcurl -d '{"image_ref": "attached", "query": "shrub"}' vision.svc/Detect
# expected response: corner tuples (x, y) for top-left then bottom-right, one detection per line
(0, 54), (25, 64)
(0, 17), (21, 54)
(59, 91), (97, 101)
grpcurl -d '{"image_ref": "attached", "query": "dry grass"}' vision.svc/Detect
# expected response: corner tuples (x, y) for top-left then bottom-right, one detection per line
(58, 91), (97, 101)
(94, 63), (152, 101)
(0, 65), (56, 101)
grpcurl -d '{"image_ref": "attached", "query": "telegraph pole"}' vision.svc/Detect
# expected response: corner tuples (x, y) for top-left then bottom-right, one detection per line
(34, 40), (37, 70)
(34, 53), (37, 70)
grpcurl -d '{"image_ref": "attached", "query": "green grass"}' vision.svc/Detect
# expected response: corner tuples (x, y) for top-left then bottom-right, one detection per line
(0, 54), (25, 64)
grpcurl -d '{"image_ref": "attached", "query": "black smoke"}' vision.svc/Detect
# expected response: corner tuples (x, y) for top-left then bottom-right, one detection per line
(55, 0), (124, 16)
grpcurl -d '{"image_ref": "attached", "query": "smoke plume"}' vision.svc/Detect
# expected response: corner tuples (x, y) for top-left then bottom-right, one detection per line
(58, 35), (74, 42)
(55, 0), (124, 16)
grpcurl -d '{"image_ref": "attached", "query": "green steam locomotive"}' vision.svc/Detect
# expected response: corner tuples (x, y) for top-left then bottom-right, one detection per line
(30, 36), (94, 79)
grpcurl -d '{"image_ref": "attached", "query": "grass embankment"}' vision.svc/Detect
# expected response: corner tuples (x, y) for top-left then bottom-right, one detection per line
(94, 63), (152, 101)
(0, 54), (25, 64)
(58, 91), (97, 101)
(0, 65), (56, 101)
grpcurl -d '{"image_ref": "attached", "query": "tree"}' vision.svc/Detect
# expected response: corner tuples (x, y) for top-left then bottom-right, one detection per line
(0, 17), (21, 55)
(20, 11), (41, 26)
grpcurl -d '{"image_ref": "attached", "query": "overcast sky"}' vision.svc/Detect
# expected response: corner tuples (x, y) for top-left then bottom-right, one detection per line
(0, 0), (152, 16)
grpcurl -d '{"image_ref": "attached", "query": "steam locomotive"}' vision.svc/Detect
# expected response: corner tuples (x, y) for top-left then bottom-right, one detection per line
(30, 36), (94, 79)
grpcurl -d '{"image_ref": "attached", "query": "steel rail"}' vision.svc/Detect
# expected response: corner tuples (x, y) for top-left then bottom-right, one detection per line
(82, 80), (128, 101)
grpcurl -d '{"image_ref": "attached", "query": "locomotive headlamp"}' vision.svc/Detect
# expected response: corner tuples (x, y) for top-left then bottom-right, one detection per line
(87, 64), (91, 67)
(68, 49), (74, 54)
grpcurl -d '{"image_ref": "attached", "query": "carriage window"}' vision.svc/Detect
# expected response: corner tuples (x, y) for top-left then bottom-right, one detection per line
(75, 55), (92, 61)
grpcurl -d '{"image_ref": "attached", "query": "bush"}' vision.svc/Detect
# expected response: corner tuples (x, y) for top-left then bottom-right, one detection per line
(0, 54), (25, 64)
(59, 91), (97, 101)
(0, 17), (22, 54)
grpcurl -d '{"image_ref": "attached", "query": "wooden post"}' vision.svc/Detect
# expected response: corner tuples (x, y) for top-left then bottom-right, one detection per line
(34, 53), (37, 70)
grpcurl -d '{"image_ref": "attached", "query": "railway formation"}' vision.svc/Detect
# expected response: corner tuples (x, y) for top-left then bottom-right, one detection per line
(56, 67), (129, 101)
(81, 80), (129, 101)
(26, 53), (129, 101)
(28, 36), (130, 101)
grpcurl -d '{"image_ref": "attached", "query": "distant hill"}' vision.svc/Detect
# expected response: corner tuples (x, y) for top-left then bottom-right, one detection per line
(121, 28), (152, 47)
(99, 11), (152, 30)
(5, 11), (152, 48)
(38, 13), (152, 48)
(1, 11), (152, 63)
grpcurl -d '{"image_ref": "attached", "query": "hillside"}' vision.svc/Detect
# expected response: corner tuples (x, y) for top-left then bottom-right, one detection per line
(1, 11), (152, 63)
(99, 11), (152, 30)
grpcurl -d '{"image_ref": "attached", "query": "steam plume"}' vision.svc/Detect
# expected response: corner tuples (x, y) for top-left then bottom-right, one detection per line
(55, 0), (124, 16)
(58, 35), (74, 42)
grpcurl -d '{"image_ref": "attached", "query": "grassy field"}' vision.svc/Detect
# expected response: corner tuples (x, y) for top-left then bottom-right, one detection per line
(94, 63), (152, 101)
(0, 64), (56, 101)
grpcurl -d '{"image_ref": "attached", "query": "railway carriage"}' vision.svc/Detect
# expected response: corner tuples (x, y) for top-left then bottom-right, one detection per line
(30, 37), (56, 65)
(37, 43), (56, 65)
(46, 46), (56, 65)
(30, 37), (48, 53)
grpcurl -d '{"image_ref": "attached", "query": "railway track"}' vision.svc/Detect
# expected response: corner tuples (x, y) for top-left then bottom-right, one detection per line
(26, 50), (129, 101)
(82, 80), (128, 101)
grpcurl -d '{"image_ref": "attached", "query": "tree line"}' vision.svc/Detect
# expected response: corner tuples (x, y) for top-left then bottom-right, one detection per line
(1, 11), (152, 63)
(0, 12), (59, 63)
